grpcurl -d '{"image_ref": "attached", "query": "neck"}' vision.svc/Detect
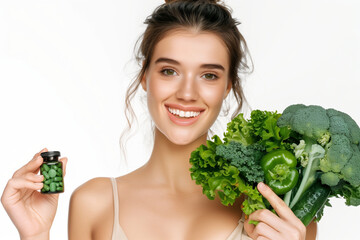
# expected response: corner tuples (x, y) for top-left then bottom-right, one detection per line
(143, 128), (208, 194)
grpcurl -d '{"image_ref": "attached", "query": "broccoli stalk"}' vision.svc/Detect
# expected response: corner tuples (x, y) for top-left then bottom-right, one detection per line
(289, 138), (325, 208)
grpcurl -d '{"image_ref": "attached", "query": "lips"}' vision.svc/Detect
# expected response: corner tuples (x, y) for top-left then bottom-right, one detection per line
(165, 103), (205, 126)
(165, 103), (205, 112)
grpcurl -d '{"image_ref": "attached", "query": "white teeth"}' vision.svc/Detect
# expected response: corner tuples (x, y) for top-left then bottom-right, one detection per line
(168, 107), (200, 118)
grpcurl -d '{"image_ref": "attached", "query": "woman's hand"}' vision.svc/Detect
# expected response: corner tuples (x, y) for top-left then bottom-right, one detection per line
(244, 182), (306, 240)
(1, 148), (68, 240)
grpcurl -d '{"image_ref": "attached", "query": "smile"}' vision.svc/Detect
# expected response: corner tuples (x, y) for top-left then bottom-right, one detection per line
(167, 107), (201, 118)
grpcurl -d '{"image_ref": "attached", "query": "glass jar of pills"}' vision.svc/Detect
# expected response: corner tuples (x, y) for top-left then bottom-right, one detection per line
(40, 151), (64, 194)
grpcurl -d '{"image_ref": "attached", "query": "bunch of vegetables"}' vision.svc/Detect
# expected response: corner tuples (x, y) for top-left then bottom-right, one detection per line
(189, 104), (360, 226)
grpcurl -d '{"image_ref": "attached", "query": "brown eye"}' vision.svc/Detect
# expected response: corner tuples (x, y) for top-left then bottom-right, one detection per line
(202, 73), (218, 80)
(161, 69), (177, 76)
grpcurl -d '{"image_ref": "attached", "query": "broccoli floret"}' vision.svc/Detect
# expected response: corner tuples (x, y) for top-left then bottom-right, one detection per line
(216, 141), (265, 184)
(327, 108), (360, 144)
(341, 145), (360, 186)
(277, 104), (306, 127)
(323, 134), (353, 172)
(321, 172), (341, 186)
(278, 105), (330, 142)
(328, 115), (351, 138)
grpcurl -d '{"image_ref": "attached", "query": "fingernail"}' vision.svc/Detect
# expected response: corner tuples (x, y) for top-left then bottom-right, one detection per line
(258, 182), (266, 191)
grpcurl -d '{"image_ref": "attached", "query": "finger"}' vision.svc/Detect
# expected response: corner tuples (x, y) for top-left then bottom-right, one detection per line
(257, 182), (295, 220)
(24, 172), (44, 183)
(13, 148), (48, 177)
(9, 177), (43, 191)
(257, 236), (271, 240)
(13, 156), (42, 178)
(248, 209), (287, 233)
(243, 219), (256, 237)
(60, 157), (68, 177)
(2, 177), (43, 204)
(31, 148), (48, 161)
(250, 221), (282, 240)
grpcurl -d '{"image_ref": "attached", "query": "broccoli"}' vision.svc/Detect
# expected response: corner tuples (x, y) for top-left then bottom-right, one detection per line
(320, 172), (340, 187)
(278, 104), (360, 207)
(277, 104), (330, 143)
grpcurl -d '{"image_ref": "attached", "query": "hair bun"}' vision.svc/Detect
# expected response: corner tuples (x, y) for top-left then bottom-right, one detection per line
(165, 0), (221, 4)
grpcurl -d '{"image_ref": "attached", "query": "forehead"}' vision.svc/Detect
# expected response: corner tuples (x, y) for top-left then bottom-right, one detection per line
(151, 29), (229, 68)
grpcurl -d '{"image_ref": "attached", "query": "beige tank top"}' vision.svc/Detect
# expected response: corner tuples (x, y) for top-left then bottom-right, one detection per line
(110, 177), (252, 240)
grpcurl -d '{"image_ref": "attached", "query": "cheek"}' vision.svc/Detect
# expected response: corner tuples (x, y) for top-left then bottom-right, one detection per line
(199, 84), (227, 110)
(147, 78), (173, 103)
(146, 78), (175, 120)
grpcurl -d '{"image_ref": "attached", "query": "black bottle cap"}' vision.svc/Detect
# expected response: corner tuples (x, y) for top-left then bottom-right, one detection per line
(41, 151), (61, 161)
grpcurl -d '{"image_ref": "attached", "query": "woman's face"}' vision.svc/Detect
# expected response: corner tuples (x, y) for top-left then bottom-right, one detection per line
(141, 29), (232, 145)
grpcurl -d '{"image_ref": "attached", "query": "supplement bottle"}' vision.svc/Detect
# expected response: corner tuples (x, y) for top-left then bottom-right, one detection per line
(40, 151), (64, 193)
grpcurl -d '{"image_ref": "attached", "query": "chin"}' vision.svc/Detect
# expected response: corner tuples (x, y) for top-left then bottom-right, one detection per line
(166, 131), (206, 146)
(168, 135), (195, 146)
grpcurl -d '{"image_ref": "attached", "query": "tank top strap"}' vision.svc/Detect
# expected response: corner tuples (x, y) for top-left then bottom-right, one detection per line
(110, 177), (120, 233)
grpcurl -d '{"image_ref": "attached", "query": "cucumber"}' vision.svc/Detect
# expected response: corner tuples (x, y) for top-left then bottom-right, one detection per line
(291, 182), (331, 226)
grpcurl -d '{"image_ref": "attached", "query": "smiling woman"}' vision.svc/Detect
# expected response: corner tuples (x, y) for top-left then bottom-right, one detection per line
(142, 30), (232, 145)
(3, 0), (358, 239)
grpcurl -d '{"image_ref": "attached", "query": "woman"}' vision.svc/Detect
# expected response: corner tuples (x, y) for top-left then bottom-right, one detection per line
(2, 0), (316, 239)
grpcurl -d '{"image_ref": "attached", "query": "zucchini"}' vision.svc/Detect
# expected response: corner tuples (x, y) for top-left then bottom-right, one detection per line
(291, 182), (331, 226)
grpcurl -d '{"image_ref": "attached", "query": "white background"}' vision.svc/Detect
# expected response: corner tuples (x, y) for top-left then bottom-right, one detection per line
(1, 0), (359, 239)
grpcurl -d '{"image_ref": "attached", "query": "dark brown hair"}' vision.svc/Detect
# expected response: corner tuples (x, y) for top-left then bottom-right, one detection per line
(120, 0), (252, 161)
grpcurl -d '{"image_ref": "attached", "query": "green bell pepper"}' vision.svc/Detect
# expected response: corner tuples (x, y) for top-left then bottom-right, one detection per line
(261, 149), (299, 195)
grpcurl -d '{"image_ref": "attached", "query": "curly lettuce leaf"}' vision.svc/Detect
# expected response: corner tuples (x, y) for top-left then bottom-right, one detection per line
(223, 114), (254, 146)
(249, 110), (292, 152)
(189, 135), (266, 214)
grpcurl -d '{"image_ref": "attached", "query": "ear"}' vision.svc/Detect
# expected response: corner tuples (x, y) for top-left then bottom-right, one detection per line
(224, 80), (232, 99)
(140, 73), (147, 92)
(140, 60), (147, 92)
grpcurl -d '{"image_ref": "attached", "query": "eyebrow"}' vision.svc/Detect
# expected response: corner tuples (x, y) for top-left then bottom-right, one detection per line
(154, 57), (225, 71)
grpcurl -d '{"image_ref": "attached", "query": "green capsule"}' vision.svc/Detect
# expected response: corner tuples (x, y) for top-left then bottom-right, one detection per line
(56, 187), (63, 191)
(43, 164), (50, 172)
(48, 169), (57, 178)
(41, 188), (47, 192)
(50, 182), (56, 192)
(56, 162), (62, 168)
(44, 179), (51, 185)
(52, 165), (58, 170)
(57, 168), (62, 176)
(43, 172), (50, 179)
(43, 184), (50, 191)
(54, 177), (63, 182)
(59, 182), (63, 186)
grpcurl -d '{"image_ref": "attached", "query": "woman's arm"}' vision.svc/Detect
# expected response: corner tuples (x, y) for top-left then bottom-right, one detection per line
(305, 221), (317, 240)
(1, 148), (67, 240)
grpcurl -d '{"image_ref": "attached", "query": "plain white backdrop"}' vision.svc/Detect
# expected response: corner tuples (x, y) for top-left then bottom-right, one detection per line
(1, 0), (359, 239)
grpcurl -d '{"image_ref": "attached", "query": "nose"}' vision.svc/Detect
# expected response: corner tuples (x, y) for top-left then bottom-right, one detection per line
(175, 73), (198, 101)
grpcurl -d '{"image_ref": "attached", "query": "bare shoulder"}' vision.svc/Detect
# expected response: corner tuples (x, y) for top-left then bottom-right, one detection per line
(68, 177), (114, 239)
(70, 177), (113, 207)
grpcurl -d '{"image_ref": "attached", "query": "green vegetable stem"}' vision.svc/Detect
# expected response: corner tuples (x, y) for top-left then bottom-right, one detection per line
(261, 149), (299, 195)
